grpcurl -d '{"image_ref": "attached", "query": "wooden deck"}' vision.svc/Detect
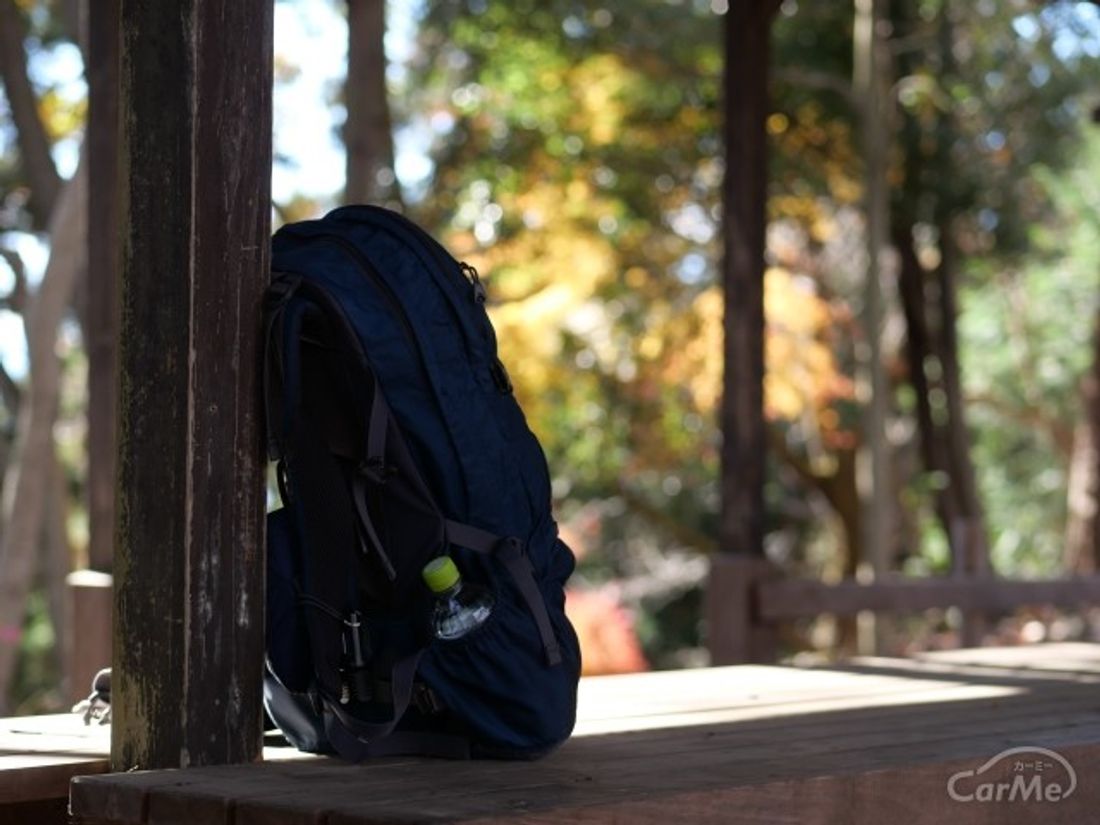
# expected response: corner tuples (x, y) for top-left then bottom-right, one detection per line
(0, 710), (110, 823)
(5, 642), (1098, 823)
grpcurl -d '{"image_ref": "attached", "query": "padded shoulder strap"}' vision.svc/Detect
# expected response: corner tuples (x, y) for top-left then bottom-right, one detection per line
(276, 297), (358, 696)
(263, 274), (301, 461)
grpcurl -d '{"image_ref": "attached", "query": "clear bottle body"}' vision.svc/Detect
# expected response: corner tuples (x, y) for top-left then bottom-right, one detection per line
(431, 580), (494, 640)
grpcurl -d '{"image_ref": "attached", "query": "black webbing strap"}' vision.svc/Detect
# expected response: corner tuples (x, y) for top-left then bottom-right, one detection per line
(366, 380), (388, 467)
(349, 373), (400, 580)
(324, 649), (422, 758)
(444, 520), (563, 667)
(350, 476), (397, 582)
(442, 520), (502, 556)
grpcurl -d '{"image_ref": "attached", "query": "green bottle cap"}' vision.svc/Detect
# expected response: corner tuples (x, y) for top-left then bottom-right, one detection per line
(422, 557), (460, 593)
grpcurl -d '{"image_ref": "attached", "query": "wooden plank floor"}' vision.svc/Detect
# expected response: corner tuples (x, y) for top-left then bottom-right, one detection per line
(47, 643), (1100, 823)
(0, 712), (111, 805)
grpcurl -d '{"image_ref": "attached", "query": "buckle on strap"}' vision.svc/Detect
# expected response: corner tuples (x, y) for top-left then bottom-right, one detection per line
(413, 683), (445, 715)
(370, 679), (444, 716)
(357, 457), (397, 485)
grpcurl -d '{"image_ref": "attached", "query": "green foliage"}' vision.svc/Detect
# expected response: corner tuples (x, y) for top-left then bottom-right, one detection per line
(3, 0), (1099, 685)
(408, 0), (1100, 664)
(406, 0), (735, 664)
(962, 132), (1100, 575)
(890, 0), (1099, 256)
(0, 0), (84, 233)
(10, 590), (61, 714)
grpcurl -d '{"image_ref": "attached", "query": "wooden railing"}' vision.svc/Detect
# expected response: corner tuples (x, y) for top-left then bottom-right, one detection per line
(706, 554), (1100, 663)
(758, 575), (1100, 620)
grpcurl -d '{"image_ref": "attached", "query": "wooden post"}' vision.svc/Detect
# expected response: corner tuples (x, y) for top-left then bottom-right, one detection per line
(66, 570), (112, 704)
(65, 0), (122, 707)
(113, 0), (272, 770)
(711, 0), (779, 664)
(719, 0), (775, 561)
(954, 518), (990, 648)
(706, 555), (777, 665)
(86, 0), (121, 575)
(854, 0), (894, 656)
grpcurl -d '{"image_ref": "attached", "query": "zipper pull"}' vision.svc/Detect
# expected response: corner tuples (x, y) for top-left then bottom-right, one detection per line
(461, 262), (487, 304)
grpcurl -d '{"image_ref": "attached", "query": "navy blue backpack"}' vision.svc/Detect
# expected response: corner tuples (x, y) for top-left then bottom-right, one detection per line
(262, 205), (582, 760)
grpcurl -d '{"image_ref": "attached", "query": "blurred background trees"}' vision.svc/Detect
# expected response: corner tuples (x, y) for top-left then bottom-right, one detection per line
(1, 0), (1099, 710)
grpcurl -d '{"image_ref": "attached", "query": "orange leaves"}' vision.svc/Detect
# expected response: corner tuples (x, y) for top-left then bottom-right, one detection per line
(634, 267), (851, 438)
(565, 587), (649, 676)
(765, 267), (840, 421)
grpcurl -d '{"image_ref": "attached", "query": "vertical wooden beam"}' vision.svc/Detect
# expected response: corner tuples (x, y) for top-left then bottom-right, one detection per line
(854, 0), (894, 655)
(712, 0), (778, 664)
(114, 0), (272, 770)
(66, 570), (112, 703)
(720, 0), (776, 559)
(86, 0), (121, 574)
(706, 555), (777, 665)
(70, 1), (121, 702)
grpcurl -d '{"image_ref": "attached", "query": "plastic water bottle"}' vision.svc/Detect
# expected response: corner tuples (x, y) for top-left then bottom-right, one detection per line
(422, 557), (494, 640)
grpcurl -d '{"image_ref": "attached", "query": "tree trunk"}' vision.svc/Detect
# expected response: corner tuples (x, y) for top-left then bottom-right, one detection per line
(889, 0), (989, 605)
(1064, 407), (1097, 573)
(894, 224), (963, 552)
(85, 0), (121, 572)
(936, 224), (991, 571)
(60, 0), (88, 57)
(0, 0), (62, 226)
(927, 5), (991, 635)
(344, 0), (400, 206)
(1065, 301), (1100, 572)
(40, 448), (72, 700)
(0, 157), (87, 713)
(935, 221), (991, 647)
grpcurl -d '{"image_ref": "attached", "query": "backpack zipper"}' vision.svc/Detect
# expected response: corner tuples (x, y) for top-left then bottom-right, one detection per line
(459, 262), (512, 394)
(460, 261), (488, 305)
